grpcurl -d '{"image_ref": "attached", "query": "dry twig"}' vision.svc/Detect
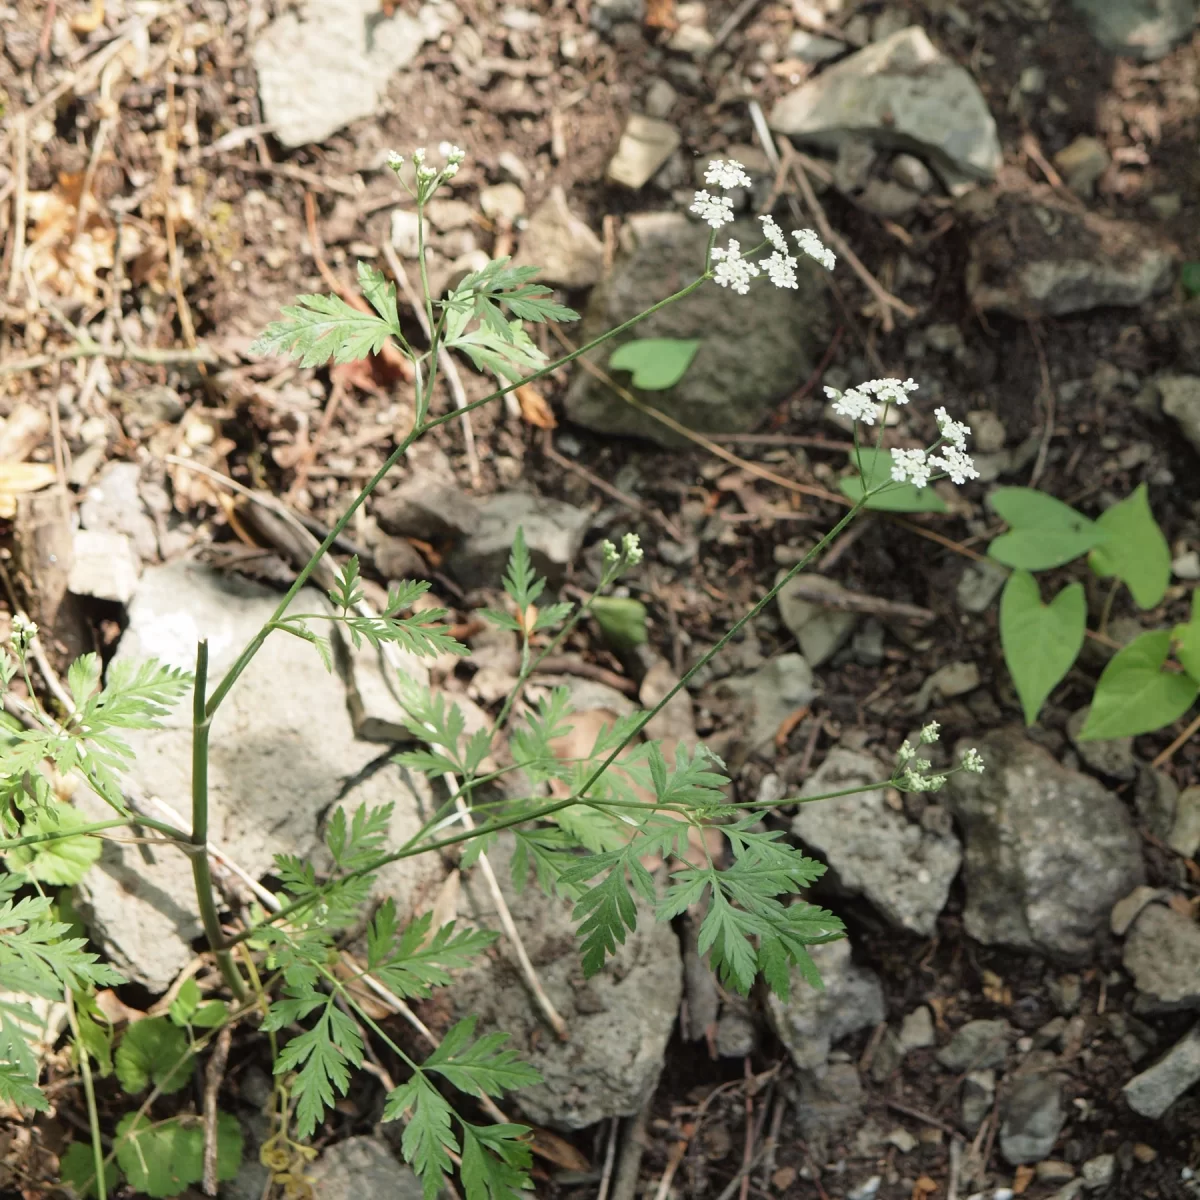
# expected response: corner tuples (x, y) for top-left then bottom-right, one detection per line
(202, 1025), (232, 1195)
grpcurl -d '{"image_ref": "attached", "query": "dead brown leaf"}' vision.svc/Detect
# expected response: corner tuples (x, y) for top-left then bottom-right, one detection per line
(771, 1166), (798, 1191)
(0, 463), (59, 519)
(516, 383), (557, 429)
(71, 0), (105, 33)
(1012, 1164), (1035, 1195)
(645, 0), (678, 30)
(911, 1176), (938, 1200)
(527, 1127), (589, 1171)
(93, 989), (146, 1026)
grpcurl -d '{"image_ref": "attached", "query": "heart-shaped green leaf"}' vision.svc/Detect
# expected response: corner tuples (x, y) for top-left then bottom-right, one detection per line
(1000, 570), (1087, 725)
(988, 488), (1106, 570)
(1088, 483), (1170, 610)
(591, 596), (648, 649)
(1081, 630), (1199, 740)
(839, 447), (947, 513)
(1182, 261), (1200, 298)
(1174, 592), (1200, 682)
(608, 338), (700, 390)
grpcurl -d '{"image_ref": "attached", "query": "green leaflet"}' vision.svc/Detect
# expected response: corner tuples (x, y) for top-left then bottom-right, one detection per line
(6, 801), (101, 885)
(840, 447), (947, 512)
(590, 596), (648, 649)
(999, 571), (1087, 725)
(1173, 591), (1200, 682)
(608, 338), (700, 390)
(988, 488), (1107, 570)
(114, 1017), (193, 1095)
(1088, 483), (1170, 610)
(113, 1112), (241, 1198)
(1080, 631), (1199, 740)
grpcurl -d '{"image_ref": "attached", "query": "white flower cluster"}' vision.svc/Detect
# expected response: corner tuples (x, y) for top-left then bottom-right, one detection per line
(893, 721), (985, 792)
(826, 376), (919, 426)
(690, 160), (836, 293)
(10, 612), (36, 655)
(601, 532), (644, 573)
(387, 144), (466, 198)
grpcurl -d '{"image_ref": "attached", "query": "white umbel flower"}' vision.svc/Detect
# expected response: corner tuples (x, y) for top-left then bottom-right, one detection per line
(961, 747), (985, 774)
(691, 190), (735, 229)
(793, 228), (835, 271)
(861, 377), (919, 405)
(763, 251), (799, 289)
(890, 447), (932, 489)
(934, 406), (970, 449)
(825, 385), (880, 425)
(711, 239), (759, 294)
(930, 443), (980, 485)
(759, 214), (788, 253)
(439, 142), (466, 164)
(705, 159), (753, 190)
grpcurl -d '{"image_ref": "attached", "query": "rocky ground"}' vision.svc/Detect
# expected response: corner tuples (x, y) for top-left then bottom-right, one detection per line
(2, 0), (1200, 1198)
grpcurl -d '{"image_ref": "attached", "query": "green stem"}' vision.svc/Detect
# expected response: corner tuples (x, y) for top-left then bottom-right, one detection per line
(190, 641), (246, 1000)
(225, 498), (865, 950)
(65, 990), (107, 1200)
(202, 274), (710, 724)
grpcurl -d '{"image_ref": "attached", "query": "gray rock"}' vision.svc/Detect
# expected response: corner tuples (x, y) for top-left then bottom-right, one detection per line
(715, 1009), (757, 1058)
(564, 213), (825, 446)
(1000, 1073), (1066, 1165)
(898, 1005), (936, 1052)
(1067, 706), (1137, 780)
(310, 1137), (422, 1200)
(956, 559), (1009, 613)
(644, 78), (679, 119)
(252, 0), (447, 148)
(1159, 376), (1200, 456)
(1123, 903), (1200, 1009)
(787, 30), (847, 62)
(710, 653), (816, 758)
(793, 750), (961, 936)
(858, 179), (921, 219)
(961, 1068), (996, 1133)
(1111, 885), (1167, 936)
(74, 562), (381, 989)
(937, 1018), (1013, 1071)
(890, 153), (935, 194)
(1136, 765), (1179, 839)
(1123, 1023), (1200, 1118)
(777, 575), (858, 667)
(766, 938), (884, 1070)
(479, 183), (526, 224)
(1070, 0), (1197, 60)
(1053, 136), (1110, 197)
(390, 209), (421, 258)
(590, 0), (645, 32)
(967, 191), (1172, 316)
(68, 529), (140, 604)
(769, 27), (1001, 190)
(445, 492), (590, 589)
(375, 470), (480, 541)
(451, 836), (681, 1129)
(1080, 1154), (1116, 1190)
(1169, 785), (1200, 858)
(79, 462), (158, 561)
(606, 115), (682, 189)
(513, 187), (605, 289)
(946, 731), (1144, 960)
(793, 1061), (867, 1140)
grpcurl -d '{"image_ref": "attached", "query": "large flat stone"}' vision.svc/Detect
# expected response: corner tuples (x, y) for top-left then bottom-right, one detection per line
(769, 26), (1001, 190)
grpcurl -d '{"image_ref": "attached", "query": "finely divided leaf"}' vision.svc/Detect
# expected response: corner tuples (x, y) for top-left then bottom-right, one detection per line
(999, 571), (1087, 725)
(423, 1016), (542, 1096)
(1088, 483), (1170, 610)
(384, 1074), (459, 1200)
(460, 1123), (535, 1200)
(6, 801), (102, 885)
(251, 294), (397, 367)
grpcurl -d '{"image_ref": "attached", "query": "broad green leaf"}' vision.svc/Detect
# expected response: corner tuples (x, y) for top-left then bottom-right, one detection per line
(1081, 631), (1200, 740)
(1174, 591), (1200, 682)
(114, 1017), (193, 1095)
(114, 1112), (241, 1198)
(59, 1142), (119, 1198)
(168, 978), (201, 1027)
(1088, 483), (1170, 610)
(1182, 262), (1200, 298)
(6, 802), (102, 885)
(608, 338), (700, 390)
(839, 447), (947, 513)
(988, 488), (1106, 570)
(590, 596), (648, 649)
(999, 571), (1087, 725)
